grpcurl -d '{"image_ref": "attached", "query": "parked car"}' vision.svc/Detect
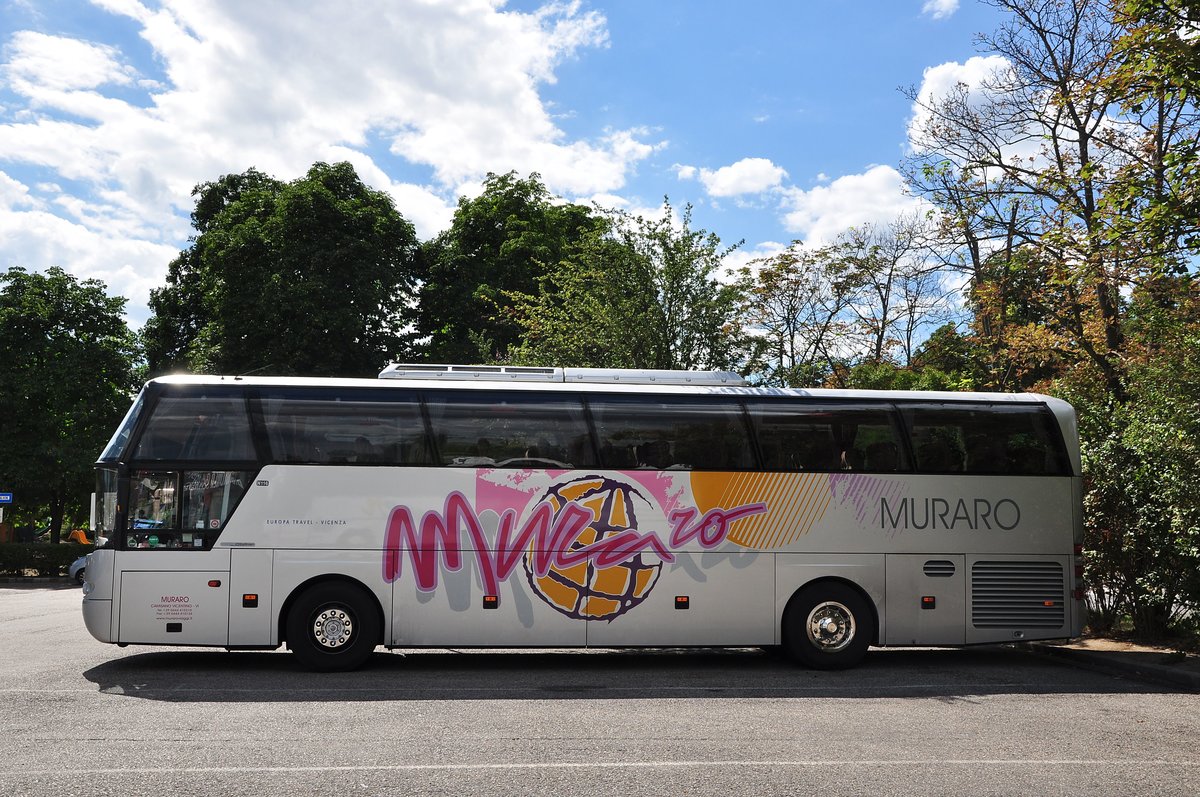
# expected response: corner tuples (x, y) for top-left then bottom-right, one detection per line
(69, 555), (87, 585)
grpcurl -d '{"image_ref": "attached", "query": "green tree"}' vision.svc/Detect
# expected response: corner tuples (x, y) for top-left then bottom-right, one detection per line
(416, 172), (603, 362)
(736, 241), (856, 387)
(144, 162), (419, 377)
(510, 201), (751, 371)
(1058, 318), (1200, 637)
(0, 267), (139, 541)
(905, 0), (1183, 398)
(1107, 0), (1200, 264)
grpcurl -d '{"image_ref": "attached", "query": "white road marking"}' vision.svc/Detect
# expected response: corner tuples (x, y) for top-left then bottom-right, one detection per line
(3, 760), (1199, 776)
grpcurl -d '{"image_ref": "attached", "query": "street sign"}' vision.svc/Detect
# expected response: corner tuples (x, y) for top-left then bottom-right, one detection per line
(0, 492), (12, 504)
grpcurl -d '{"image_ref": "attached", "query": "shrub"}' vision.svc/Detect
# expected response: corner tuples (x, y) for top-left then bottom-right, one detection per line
(0, 543), (94, 577)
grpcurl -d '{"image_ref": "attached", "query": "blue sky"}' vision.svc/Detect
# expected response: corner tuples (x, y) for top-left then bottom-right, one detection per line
(0, 0), (1007, 324)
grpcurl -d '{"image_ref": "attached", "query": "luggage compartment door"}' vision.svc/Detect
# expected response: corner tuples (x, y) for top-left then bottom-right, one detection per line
(118, 570), (230, 645)
(884, 554), (965, 646)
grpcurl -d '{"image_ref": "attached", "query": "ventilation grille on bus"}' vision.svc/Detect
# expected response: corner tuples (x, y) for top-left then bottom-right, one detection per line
(971, 561), (1065, 628)
(923, 560), (956, 578)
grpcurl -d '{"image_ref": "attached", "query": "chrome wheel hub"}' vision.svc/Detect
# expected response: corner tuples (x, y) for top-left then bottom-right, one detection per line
(313, 608), (353, 649)
(806, 601), (855, 652)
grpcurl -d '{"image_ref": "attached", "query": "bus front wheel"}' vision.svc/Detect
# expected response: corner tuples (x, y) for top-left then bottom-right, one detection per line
(782, 582), (872, 670)
(286, 582), (380, 672)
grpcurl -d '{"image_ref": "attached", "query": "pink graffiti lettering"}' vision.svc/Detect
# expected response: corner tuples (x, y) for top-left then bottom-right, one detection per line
(668, 504), (767, 548)
(382, 492), (768, 593)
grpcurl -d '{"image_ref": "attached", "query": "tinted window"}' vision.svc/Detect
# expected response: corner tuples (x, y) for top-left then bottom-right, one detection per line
(589, 397), (754, 471)
(134, 395), (256, 461)
(900, 403), (1069, 475)
(747, 402), (906, 472)
(426, 392), (594, 468)
(260, 389), (430, 465)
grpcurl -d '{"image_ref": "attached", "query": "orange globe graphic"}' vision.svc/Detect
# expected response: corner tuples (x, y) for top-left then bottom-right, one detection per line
(523, 475), (662, 621)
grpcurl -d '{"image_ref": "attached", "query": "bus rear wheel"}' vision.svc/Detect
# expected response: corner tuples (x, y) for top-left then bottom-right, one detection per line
(286, 582), (380, 672)
(782, 583), (872, 670)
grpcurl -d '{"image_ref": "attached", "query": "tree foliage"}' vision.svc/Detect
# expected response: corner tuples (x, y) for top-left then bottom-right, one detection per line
(509, 201), (751, 371)
(739, 217), (954, 387)
(0, 267), (139, 541)
(416, 172), (603, 362)
(144, 162), (419, 377)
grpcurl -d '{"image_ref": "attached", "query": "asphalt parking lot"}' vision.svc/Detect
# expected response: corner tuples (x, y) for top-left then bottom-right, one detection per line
(2, 585), (1199, 796)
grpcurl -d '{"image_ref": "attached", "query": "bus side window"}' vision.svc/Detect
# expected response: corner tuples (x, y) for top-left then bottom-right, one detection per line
(134, 396), (255, 461)
(591, 398), (753, 471)
(899, 403), (1069, 476)
(915, 436), (964, 472)
(128, 471), (177, 531)
(747, 402), (906, 473)
(260, 389), (427, 466)
(182, 470), (252, 537)
(425, 392), (594, 469)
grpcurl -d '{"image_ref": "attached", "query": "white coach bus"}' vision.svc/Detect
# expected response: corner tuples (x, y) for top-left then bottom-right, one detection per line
(82, 365), (1084, 672)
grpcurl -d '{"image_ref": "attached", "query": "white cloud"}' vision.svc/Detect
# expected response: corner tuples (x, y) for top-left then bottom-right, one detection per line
(0, 171), (39, 210)
(921, 0), (959, 20)
(0, 0), (659, 319)
(680, 157), (788, 197)
(4, 31), (135, 92)
(907, 55), (1012, 152)
(780, 165), (926, 244)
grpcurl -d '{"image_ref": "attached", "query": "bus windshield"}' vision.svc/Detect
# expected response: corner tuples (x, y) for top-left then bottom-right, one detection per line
(98, 391), (145, 462)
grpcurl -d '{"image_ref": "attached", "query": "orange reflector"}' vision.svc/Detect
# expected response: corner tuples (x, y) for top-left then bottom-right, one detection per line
(482, 595), (499, 609)
(675, 596), (689, 610)
(242, 593), (259, 608)
(921, 595), (936, 610)
(1043, 600), (1056, 607)
(208, 580), (221, 588)
(243, 594), (257, 602)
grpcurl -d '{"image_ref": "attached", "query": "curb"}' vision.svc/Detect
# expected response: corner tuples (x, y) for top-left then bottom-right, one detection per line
(1028, 642), (1200, 692)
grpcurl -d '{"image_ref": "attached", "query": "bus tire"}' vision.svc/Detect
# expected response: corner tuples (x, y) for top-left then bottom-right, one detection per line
(782, 582), (872, 670)
(286, 582), (380, 672)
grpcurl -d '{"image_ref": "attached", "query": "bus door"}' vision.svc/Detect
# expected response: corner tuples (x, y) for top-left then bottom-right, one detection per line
(114, 467), (253, 646)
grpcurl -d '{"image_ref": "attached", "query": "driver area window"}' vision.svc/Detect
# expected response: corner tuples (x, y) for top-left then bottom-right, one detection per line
(125, 469), (253, 550)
